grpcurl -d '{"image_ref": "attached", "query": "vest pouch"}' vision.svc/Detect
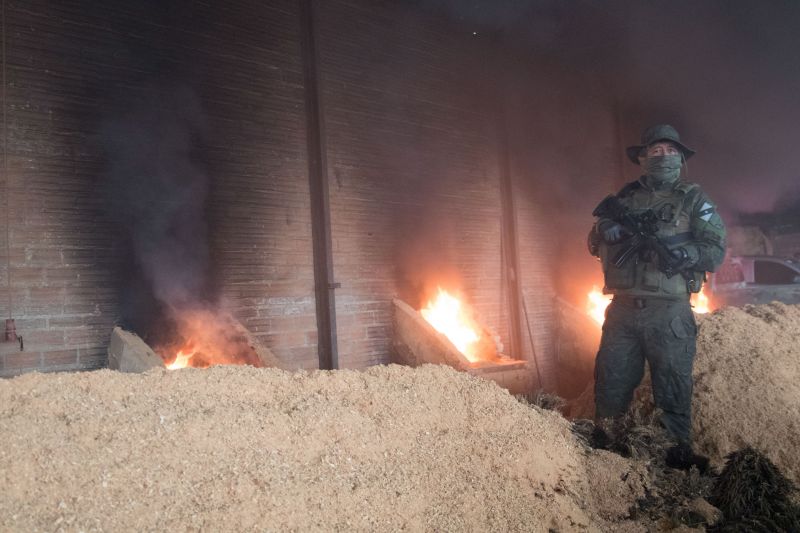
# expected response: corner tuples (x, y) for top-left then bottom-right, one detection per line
(640, 261), (662, 291)
(600, 241), (636, 289)
(661, 270), (704, 295)
(661, 270), (689, 295)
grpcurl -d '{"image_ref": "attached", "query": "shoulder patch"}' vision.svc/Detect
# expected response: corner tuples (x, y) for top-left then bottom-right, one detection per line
(698, 201), (715, 221)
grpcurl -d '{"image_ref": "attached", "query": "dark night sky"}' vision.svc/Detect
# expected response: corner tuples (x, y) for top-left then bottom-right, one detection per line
(412, 0), (800, 217)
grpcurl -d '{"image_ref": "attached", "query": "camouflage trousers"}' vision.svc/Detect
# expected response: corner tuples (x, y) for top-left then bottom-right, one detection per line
(594, 296), (697, 444)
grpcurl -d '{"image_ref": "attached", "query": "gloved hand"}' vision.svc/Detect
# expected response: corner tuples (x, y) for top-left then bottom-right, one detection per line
(668, 247), (695, 270)
(672, 247), (692, 268)
(601, 223), (630, 244)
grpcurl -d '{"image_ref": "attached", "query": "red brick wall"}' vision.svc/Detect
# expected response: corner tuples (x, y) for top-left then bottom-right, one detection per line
(0, 1), (620, 387)
(199, 3), (318, 370)
(317, 0), (510, 369)
(0, 1), (317, 376)
(0, 2), (125, 374)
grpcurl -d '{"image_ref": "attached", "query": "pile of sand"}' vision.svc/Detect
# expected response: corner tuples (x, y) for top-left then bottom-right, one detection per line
(693, 302), (800, 482)
(0, 364), (646, 532)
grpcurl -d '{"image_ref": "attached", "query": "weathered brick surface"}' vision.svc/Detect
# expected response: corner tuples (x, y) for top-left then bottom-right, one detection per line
(0, 0), (316, 375)
(0, 1), (620, 387)
(500, 62), (621, 390)
(318, 0), (507, 369)
(199, 2), (317, 370)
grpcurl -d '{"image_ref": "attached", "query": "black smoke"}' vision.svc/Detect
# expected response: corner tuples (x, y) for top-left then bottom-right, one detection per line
(99, 84), (213, 343)
(411, 0), (800, 216)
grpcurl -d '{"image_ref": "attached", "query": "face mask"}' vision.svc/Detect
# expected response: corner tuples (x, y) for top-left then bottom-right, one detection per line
(642, 154), (682, 187)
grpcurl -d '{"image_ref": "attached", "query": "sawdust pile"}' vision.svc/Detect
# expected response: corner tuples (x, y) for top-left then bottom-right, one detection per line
(0, 364), (646, 532)
(692, 302), (800, 483)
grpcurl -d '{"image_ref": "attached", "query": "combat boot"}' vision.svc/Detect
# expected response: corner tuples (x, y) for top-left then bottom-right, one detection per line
(665, 442), (710, 473)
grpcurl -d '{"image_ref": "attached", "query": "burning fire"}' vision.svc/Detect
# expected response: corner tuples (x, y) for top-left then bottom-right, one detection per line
(166, 347), (196, 370)
(587, 287), (612, 326)
(690, 287), (711, 314)
(160, 308), (264, 370)
(421, 288), (483, 363)
(586, 285), (713, 326)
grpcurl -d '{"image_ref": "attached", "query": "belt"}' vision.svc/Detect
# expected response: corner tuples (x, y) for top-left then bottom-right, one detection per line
(612, 295), (687, 309)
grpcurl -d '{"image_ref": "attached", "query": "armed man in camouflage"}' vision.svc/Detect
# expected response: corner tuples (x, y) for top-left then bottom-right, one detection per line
(588, 124), (726, 469)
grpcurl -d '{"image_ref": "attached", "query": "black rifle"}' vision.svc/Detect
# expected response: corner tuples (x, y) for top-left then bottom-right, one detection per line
(592, 195), (696, 284)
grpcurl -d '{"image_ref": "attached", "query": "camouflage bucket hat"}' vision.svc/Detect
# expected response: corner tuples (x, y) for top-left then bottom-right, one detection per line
(625, 124), (696, 164)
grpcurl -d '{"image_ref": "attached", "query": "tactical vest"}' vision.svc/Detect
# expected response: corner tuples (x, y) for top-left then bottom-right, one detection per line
(597, 180), (704, 298)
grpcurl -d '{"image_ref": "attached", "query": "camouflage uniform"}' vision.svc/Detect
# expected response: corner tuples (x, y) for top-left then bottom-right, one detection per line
(589, 125), (726, 444)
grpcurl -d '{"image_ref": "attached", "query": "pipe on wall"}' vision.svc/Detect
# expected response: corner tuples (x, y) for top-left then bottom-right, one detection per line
(299, 0), (339, 370)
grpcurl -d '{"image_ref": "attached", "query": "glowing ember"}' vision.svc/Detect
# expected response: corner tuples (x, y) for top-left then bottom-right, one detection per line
(587, 286), (612, 326)
(421, 288), (482, 363)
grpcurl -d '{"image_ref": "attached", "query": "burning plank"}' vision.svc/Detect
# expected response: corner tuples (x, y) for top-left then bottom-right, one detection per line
(420, 287), (497, 364)
(108, 310), (284, 373)
(108, 327), (165, 373)
(392, 297), (533, 394)
(393, 298), (472, 371)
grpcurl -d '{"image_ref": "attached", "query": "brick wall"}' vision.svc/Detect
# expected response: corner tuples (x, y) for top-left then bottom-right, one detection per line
(316, 0), (507, 369)
(0, 0), (620, 387)
(0, 0), (316, 376)
(198, 2), (318, 370)
(0, 1), (125, 374)
(502, 60), (621, 389)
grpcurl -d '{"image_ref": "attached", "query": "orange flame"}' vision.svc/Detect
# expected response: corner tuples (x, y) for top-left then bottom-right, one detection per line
(587, 285), (714, 326)
(166, 347), (196, 370)
(421, 288), (483, 363)
(159, 308), (264, 370)
(587, 286), (612, 326)
(691, 286), (712, 314)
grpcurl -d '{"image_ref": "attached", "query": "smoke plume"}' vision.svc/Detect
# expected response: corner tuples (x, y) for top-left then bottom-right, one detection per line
(99, 84), (263, 366)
